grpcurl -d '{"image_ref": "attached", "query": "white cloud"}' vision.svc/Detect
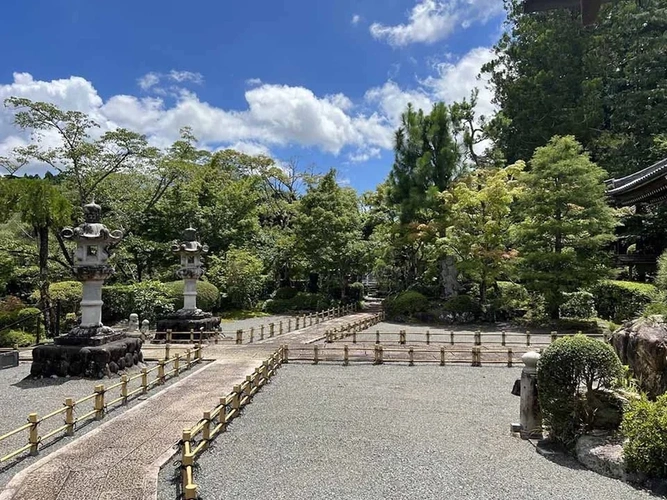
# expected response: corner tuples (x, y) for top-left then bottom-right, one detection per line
(138, 72), (160, 90)
(137, 70), (204, 93)
(370, 0), (504, 47)
(168, 70), (204, 85)
(364, 81), (433, 126)
(226, 141), (272, 157)
(246, 77), (263, 86)
(351, 14), (361, 25)
(348, 146), (382, 163)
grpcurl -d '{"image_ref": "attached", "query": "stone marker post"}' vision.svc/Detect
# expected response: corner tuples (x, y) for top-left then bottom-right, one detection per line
(520, 351), (542, 440)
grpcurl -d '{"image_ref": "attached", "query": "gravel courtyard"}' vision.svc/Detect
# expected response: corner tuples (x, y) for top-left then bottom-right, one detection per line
(158, 364), (653, 500)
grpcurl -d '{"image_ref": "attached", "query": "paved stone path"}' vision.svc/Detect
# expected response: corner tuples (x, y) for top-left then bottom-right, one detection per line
(0, 308), (378, 500)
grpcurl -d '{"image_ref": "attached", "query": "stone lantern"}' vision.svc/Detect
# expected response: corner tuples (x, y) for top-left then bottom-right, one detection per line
(30, 201), (144, 378)
(155, 227), (220, 340)
(172, 226), (208, 311)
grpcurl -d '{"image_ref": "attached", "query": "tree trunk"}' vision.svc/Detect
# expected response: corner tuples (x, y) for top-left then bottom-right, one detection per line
(37, 225), (55, 337)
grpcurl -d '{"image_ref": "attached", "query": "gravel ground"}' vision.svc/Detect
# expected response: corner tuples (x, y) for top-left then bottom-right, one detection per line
(0, 360), (207, 488)
(158, 365), (653, 500)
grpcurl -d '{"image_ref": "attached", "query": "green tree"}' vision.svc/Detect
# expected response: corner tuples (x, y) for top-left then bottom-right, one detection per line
(0, 177), (72, 333)
(294, 170), (366, 297)
(515, 136), (618, 318)
(440, 161), (524, 303)
(208, 248), (266, 309)
(389, 102), (461, 224)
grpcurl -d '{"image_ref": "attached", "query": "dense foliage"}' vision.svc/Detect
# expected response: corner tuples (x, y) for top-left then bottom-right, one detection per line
(537, 335), (623, 446)
(621, 394), (667, 478)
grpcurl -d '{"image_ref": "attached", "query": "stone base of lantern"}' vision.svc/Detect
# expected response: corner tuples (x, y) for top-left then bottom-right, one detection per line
(30, 336), (143, 379)
(154, 308), (221, 342)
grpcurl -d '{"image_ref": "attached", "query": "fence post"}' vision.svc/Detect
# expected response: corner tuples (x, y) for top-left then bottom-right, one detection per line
(174, 353), (181, 376)
(158, 360), (166, 385)
(450, 331), (454, 345)
(507, 348), (513, 368)
(190, 329), (195, 343)
(28, 413), (39, 455)
(202, 411), (212, 444)
(232, 385), (241, 412)
(426, 330), (430, 345)
(283, 344), (289, 363)
(288, 319), (292, 332)
(475, 330), (481, 346)
(353, 329), (357, 344)
(279, 321), (283, 335)
(94, 385), (105, 420)
(35, 314), (41, 345)
(270, 323), (275, 337)
(186, 349), (192, 369)
(65, 398), (75, 435)
(343, 345), (349, 366)
(440, 346), (445, 366)
(550, 331), (557, 343)
(195, 343), (202, 361)
(141, 368), (148, 394)
(526, 330), (531, 347)
(165, 343), (170, 361)
(260, 324), (265, 340)
(399, 330), (406, 345)
(501, 328), (506, 346)
(376, 330), (380, 345)
(313, 345), (319, 365)
(471, 348), (477, 367)
(166, 329), (172, 344)
(408, 347), (414, 366)
(296, 316), (300, 329)
(236, 329), (243, 345)
(121, 375), (128, 404)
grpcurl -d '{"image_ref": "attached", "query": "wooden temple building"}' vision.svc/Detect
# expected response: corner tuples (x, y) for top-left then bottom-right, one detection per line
(605, 158), (667, 278)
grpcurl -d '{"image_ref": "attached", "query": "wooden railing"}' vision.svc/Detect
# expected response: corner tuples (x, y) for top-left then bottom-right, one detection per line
(155, 303), (362, 345)
(283, 344), (520, 367)
(324, 328), (605, 346)
(0, 344), (205, 465)
(180, 346), (286, 499)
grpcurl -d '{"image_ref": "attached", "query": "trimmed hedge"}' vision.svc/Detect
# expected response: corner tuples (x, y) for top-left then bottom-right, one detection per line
(103, 281), (175, 324)
(538, 334), (623, 446)
(384, 291), (428, 319)
(164, 280), (220, 311)
(263, 292), (331, 314)
(590, 280), (657, 323)
(622, 394), (667, 478)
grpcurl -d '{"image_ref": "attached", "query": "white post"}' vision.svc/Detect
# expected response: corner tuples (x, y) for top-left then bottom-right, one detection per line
(520, 351), (542, 440)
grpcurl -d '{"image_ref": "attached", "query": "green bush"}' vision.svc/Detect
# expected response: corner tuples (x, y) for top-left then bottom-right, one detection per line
(621, 394), (667, 478)
(273, 287), (299, 300)
(490, 282), (530, 319)
(165, 280), (220, 311)
(16, 307), (42, 334)
(347, 282), (365, 302)
(538, 334), (623, 446)
(384, 291), (428, 319)
(0, 329), (36, 348)
(262, 292), (330, 314)
(101, 281), (175, 324)
(655, 250), (667, 292)
(590, 280), (658, 323)
(642, 300), (667, 317)
(560, 291), (596, 319)
(101, 285), (134, 323)
(443, 295), (482, 322)
(29, 281), (82, 314)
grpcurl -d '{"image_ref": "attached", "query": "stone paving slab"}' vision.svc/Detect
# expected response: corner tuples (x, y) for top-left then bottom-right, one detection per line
(0, 353), (275, 500)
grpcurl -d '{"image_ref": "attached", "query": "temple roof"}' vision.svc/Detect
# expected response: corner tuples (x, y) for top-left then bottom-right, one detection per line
(605, 158), (667, 206)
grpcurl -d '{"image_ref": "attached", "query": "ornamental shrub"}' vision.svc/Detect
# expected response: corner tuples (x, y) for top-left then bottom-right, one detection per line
(101, 285), (134, 324)
(165, 280), (220, 311)
(0, 329), (36, 348)
(29, 281), (82, 314)
(560, 291), (596, 319)
(347, 282), (365, 302)
(16, 307), (42, 334)
(621, 394), (667, 478)
(263, 292), (330, 314)
(443, 295), (482, 322)
(384, 291), (428, 319)
(590, 280), (657, 323)
(102, 281), (175, 324)
(537, 334), (623, 446)
(490, 282), (530, 319)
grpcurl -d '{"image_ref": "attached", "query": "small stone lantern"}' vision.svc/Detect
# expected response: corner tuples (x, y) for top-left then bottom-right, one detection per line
(61, 200), (123, 337)
(171, 227), (208, 311)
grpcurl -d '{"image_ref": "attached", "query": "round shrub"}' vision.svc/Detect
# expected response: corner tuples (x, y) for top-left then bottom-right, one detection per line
(0, 329), (36, 348)
(590, 280), (657, 323)
(384, 291), (428, 319)
(16, 307), (42, 334)
(490, 282), (530, 319)
(560, 291), (596, 319)
(263, 299), (293, 314)
(165, 280), (220, 311)
(273, 287), (299, 300)
(30, 281), (82, 314)
(538, 334), (623, 446)
(102, 285), (134, 323)
(443, 295), (482, 322)
(621, 394), (667, 478)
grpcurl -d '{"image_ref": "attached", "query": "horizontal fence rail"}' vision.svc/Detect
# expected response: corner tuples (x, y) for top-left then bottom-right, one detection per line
(180, 347), (286, 499)
(323, 328), (606, 347)
(282, 344), (520, 367)
(0, 345), (205, 465)
(153, 303), (365, 345)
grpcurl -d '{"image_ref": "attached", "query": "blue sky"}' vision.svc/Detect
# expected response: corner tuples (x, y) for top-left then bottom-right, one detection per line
(0, 0), (505, 193)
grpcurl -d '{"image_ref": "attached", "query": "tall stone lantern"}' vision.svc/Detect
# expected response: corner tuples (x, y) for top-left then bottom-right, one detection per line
(61, 201), (122, 338)
(30, 201), (144, 378)
(173, 226), (208, 311)
(155, 227), (220, 340)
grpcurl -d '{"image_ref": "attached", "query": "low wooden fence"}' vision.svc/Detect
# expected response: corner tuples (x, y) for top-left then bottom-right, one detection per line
(153, 303), (363, 345)
(324, 328), (606, 347)
(283, 344), (521, 367)
(0, 345), (205, 465)
(180, 346), (286, 499)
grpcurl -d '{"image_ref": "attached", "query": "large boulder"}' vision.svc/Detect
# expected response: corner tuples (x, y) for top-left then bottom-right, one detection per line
(611, 315), (667, 398)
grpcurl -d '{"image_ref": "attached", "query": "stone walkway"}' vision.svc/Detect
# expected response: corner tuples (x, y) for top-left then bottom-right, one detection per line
(0, 308), (378, 500)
